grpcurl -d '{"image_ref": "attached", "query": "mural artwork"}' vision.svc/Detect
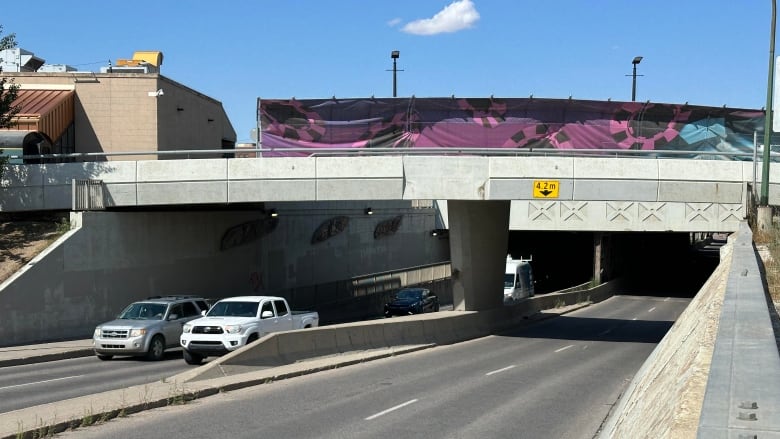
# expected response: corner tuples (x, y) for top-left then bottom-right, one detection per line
(259, 97), (764, 159)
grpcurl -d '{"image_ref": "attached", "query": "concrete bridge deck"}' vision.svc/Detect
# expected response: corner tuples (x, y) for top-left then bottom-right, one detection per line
(4, 154), (780, 232)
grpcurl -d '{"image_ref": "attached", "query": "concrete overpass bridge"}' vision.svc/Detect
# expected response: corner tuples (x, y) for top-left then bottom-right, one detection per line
(2, 152), (780, 437)
(3, 150), (777, 232)
(1, 149), (777, 314)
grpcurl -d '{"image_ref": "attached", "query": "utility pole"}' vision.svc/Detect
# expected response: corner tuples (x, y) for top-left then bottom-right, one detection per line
(390, 50), (400, 97)
(631, 56), (643, 101)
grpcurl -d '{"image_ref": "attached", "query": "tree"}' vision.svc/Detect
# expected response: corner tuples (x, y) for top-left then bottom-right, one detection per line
(0, 25), (20, 170)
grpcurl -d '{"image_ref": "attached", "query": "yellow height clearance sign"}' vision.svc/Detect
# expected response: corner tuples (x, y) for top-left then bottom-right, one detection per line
(533, 180), (559, 198)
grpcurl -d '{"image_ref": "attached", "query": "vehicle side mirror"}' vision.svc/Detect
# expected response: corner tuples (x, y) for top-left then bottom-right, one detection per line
(201, 310), (207, 316)
(261, 310), (274, 319)
(168, 314), (179, 321)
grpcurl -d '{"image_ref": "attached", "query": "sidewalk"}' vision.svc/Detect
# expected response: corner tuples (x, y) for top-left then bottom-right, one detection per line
(0, 339), (94, 367)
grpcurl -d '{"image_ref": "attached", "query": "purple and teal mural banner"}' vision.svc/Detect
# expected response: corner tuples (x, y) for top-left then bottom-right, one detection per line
(259, 97), (764, 158)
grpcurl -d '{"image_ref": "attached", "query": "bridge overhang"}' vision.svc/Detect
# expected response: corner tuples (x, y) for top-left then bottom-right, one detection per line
(0, 155), (771, 232)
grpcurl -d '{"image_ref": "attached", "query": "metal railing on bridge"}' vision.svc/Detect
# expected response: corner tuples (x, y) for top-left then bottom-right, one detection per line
(6, 147), (780, 162)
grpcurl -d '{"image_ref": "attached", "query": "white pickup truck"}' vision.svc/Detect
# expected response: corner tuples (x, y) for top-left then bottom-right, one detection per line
(180, 295), (319, 365)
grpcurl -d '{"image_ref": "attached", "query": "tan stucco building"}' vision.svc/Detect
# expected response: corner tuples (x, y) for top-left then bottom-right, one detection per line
(1, 51), (236, 161)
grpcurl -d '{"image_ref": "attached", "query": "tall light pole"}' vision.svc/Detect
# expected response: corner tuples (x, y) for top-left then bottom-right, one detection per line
(631, 56), (643, 101)
(391, 50), (400, 97)
(761, 0), (777, 209)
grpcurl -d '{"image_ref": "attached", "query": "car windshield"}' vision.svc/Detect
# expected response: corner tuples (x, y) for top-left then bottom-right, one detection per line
(395, 290), (423, 300)
(206, 301), (259, 317)
(504, 273), (515, 288)
(118, 303), (167, 320)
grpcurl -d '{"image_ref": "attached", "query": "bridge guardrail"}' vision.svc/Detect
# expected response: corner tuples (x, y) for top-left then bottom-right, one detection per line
(696, 222), (780, 437)
(6, 147), (780, 161)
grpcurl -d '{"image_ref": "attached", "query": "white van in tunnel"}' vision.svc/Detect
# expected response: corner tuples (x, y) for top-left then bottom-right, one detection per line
(504, 255), (534, 302)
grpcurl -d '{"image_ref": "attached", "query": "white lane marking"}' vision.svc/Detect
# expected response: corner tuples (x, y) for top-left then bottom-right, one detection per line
(0, 375), (84, 390)
(648, 307), (656, 313)
(664, 297), (670, 302)
(555, 345), (574, 353)
(632, 317), (638, 321)
(486, 365), (516, 376)
(365, 399), (419, 420)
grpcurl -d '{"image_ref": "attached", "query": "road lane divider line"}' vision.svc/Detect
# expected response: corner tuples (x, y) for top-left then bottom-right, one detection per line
(486, 365), (516, 376)
(0, 375), (84, 390)
(365, 399), (419, 420)
(648, 307), (656, 313)
(555, 345), (574, 353)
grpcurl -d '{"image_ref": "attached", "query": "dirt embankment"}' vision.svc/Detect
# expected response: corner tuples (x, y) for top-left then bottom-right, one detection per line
(0, 213), (68, 284)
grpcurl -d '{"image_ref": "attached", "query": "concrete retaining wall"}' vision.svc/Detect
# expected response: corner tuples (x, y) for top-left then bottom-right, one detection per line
(0, 202), (449, 346)
(598, 222), (780, 438)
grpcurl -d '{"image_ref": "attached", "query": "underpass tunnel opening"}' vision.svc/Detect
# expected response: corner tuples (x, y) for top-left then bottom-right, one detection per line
(611, 232), (721, 298)
(507, 231), (594, 294)
(507, 231), (721, 298)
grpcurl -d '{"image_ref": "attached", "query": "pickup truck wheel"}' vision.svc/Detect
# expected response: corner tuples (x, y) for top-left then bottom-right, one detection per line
(183, 350), (203, 365)
(247, 333), (259, 344)
(96, 354), (113, 361)
(145, 335), (165, 361)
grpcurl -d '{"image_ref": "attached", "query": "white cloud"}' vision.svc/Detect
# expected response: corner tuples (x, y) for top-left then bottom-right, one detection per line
(401, 0), (480, 36)
(387, 17), (402, 27)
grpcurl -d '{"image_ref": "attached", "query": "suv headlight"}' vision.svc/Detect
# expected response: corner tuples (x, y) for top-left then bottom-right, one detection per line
(182, 323), (192, 333)
(129, 328), (147, 337)
(93, 328), (101, 338)
(224, 325), (242, 334)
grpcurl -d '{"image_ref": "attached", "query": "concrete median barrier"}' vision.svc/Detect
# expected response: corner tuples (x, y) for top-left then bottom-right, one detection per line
(184, 280), (623, 382)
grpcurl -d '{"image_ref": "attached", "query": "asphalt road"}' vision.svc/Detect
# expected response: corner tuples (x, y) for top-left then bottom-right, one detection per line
(56, 295), (690, 439)
(0, 350), (191, 413)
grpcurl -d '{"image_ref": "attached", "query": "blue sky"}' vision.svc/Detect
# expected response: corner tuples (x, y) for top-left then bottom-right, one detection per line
(3, 1), (776, 143)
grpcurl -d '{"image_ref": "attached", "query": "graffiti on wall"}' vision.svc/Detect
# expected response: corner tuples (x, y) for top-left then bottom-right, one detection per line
(311, 216), (349, 244)
(249, 271), (264, 292)
(220, 216), (279, 251)
(374, 215), (403, 239)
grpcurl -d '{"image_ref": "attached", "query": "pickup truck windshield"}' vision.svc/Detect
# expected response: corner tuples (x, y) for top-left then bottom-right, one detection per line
(118, 303), (167, 320)
(206, 301), (259, 318)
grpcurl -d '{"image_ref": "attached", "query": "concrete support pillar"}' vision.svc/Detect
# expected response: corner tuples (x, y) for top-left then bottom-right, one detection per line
(758, 205), (773, 233)
(593, 232), (603, 285)
(448, 200), (510, 311)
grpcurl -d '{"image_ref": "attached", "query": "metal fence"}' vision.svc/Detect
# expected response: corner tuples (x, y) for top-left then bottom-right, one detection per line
(71, 179), (104, 211)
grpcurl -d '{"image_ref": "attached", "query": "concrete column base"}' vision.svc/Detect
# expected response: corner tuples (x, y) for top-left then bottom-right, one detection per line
(757, 205), (774, 232)
(448, 200), (510, 311)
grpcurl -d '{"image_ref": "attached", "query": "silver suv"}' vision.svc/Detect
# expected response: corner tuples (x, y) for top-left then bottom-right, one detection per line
(93, 296), (211, 361)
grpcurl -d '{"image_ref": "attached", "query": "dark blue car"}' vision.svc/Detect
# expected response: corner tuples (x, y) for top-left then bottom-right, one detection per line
(384, 288), (439, 317)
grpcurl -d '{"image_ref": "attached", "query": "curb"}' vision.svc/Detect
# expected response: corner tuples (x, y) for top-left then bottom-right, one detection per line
(0, 348), (94, 368)
(1, 345), (432, 439)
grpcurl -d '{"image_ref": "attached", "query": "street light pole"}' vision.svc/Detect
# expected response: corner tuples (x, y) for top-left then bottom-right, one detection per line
(631, 56), (643, 101)
(761, 0), (777, 209)
(391, 50), (400, 97)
